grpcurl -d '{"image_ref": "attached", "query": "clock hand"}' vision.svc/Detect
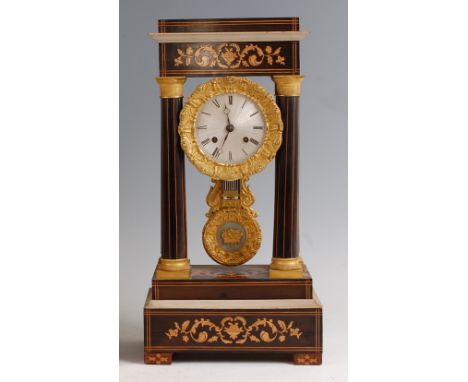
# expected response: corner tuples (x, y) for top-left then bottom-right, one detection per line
(219, 131), (230, 152)
(223, 105), (232, 125)
(218, 105), (235, 154)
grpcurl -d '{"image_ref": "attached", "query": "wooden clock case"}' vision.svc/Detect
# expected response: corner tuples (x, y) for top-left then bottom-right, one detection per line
(144, 17), (322, 365)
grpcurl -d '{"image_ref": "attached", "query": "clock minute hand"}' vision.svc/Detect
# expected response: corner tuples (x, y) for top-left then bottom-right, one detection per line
(219, 131), (230, 152)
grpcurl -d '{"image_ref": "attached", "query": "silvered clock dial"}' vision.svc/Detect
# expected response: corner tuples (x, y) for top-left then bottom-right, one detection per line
(194, 93), (266, 165)
(178, 76), (283, 181)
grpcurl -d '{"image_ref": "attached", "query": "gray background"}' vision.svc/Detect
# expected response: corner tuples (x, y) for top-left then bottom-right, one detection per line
(120, 0), (347, 380)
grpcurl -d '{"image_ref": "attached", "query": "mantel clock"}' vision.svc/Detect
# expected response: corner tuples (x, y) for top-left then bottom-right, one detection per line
(144, 17), (322, 365)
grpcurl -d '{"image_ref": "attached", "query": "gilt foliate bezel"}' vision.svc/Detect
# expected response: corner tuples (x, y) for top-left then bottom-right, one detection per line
(178, 76), (283, 180)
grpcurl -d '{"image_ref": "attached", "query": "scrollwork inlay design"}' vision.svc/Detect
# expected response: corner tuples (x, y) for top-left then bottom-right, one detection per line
(165, 316), (302, 345)
(174, 43), (286, 69)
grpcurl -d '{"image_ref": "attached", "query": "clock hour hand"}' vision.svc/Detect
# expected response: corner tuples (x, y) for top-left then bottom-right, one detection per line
(217, 105), (235, 155)
(223, 105), (232, 125)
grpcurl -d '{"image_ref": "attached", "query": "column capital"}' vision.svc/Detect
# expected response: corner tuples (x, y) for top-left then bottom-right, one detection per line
(271, 75), (305, 96)
(155, 76), (187, 98)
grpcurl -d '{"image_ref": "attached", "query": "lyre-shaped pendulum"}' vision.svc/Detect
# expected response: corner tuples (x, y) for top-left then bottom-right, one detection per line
(203, 179), (261, 266)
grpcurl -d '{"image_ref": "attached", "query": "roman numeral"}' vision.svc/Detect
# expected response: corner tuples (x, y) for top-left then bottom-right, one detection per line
(249, 111), (259, 118)
(212, 147), (220, 158)
(229, 151), (232, 161)
(197, 125), (207, 129)
(249, 138), (259, 146)
(253, 126), (263, 130)
(228, 95), (233, 105)
(241, 99), (247, 109)
(212, 98), (221, 108)
(242, 149), (248, 156)
(201, 138), (210, 146)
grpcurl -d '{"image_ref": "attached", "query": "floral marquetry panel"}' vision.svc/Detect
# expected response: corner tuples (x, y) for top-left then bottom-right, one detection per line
(160, 41), (299, 77)
(173, 43), (287, 69)
(165, 316), (303, 345)
(144, 297), (322, 353)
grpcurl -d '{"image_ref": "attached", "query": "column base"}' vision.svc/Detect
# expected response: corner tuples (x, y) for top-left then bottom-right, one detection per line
(155, 258), (191, 280)
(269, 257), (305, 279)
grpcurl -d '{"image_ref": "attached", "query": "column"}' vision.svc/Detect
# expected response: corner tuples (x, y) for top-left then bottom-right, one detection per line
(270, 75), (305, 277)
(155, 77), (190, 279)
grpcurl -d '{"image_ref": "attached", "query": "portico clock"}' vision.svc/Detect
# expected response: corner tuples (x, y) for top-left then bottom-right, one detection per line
(144, 17), (323, 366)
